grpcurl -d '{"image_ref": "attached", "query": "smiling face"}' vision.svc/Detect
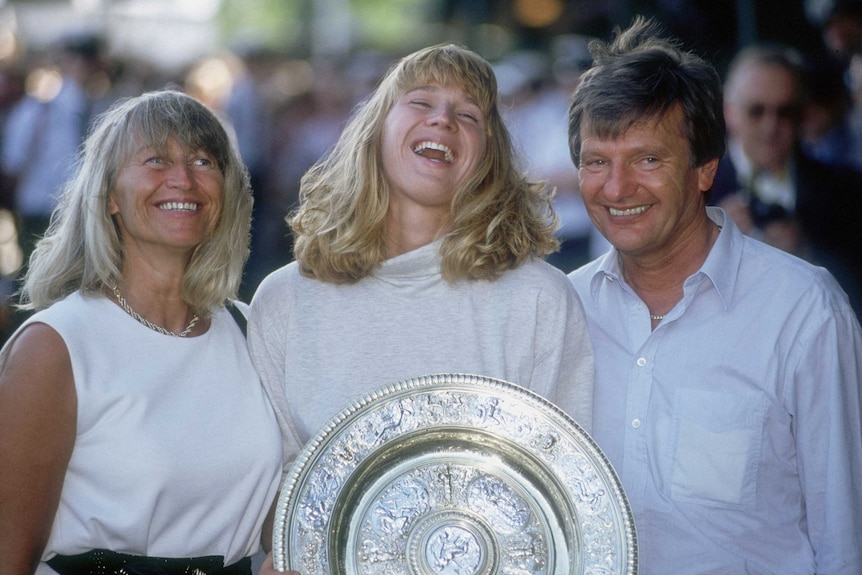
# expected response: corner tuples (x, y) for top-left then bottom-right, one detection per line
(577, 106), (717, 261)
(380, 82), (487, 232)
(108, 135), (224, 262)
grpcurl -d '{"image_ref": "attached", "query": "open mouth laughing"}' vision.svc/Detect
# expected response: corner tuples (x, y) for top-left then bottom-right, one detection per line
(413, 141), (453, 163)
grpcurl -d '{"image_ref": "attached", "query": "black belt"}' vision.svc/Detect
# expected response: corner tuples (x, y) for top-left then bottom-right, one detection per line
(46, 549), (252, 575)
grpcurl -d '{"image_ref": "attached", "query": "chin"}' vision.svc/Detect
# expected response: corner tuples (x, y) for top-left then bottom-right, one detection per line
(605, 230), (646, 252)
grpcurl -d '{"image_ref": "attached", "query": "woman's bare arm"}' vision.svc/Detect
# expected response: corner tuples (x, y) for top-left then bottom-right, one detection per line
(0, 324), (76, 575)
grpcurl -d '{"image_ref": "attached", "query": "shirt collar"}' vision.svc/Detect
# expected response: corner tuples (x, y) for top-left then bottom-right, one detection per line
(586, 206), (739, 311)
(698, 207), (737, 311)
(377, 238), (443, 280)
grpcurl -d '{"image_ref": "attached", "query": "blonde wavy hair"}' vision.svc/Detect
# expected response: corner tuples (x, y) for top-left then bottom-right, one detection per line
(291, 43), (559, 284)
(19, 89), (252, 316)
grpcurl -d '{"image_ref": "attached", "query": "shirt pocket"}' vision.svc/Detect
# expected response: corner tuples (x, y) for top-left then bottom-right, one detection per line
(669, 387), (766, 509)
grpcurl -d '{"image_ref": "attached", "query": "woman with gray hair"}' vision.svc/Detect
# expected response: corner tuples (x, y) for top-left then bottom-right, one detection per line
(0, 90), (285, 574)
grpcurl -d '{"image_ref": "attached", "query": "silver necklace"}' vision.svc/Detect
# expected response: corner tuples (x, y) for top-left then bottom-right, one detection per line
(650, 314), (664, 321)
(109, 283), (199, 337)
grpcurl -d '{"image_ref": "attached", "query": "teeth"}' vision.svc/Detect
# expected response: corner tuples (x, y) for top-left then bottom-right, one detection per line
(159, 202), (198, 212)
(609, 205), (650, 216)
(413, 141), (453, 163)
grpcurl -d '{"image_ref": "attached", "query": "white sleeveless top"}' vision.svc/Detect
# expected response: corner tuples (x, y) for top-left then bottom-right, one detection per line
(4, 292), (282, 571)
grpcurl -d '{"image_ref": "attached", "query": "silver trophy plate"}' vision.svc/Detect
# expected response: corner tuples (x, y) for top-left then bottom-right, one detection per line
(273, 373), (637, 575)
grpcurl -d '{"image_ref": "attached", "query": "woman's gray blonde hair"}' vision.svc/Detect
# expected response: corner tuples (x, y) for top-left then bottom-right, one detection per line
(290, 43), (559, 283)
(19, 89), (252, 316)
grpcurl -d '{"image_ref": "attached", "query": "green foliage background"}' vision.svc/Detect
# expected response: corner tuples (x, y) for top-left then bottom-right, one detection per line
(218, 0), (437, 53)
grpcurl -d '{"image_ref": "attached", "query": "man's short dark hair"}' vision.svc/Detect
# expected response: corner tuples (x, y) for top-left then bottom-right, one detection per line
(568, 16), (726, 168)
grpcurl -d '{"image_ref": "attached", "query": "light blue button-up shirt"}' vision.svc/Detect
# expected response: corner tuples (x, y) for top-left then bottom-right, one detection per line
(569, 208), (862, 574)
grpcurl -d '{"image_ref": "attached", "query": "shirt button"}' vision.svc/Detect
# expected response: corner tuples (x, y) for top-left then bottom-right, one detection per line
(636, 357), (647, 367)
(632, 419), (641, 428)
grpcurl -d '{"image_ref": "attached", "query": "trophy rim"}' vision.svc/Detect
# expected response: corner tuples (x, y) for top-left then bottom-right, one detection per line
(273, 372), (637, 575)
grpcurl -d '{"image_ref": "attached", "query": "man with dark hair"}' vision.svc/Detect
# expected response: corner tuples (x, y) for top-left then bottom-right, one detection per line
(568, 16), (862, 574)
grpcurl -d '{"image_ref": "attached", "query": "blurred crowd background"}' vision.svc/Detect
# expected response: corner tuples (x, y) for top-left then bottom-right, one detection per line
(0, 0), (861, 343)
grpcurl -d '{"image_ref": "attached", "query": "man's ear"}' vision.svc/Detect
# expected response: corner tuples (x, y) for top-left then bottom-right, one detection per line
(698, 158), (719, 193)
